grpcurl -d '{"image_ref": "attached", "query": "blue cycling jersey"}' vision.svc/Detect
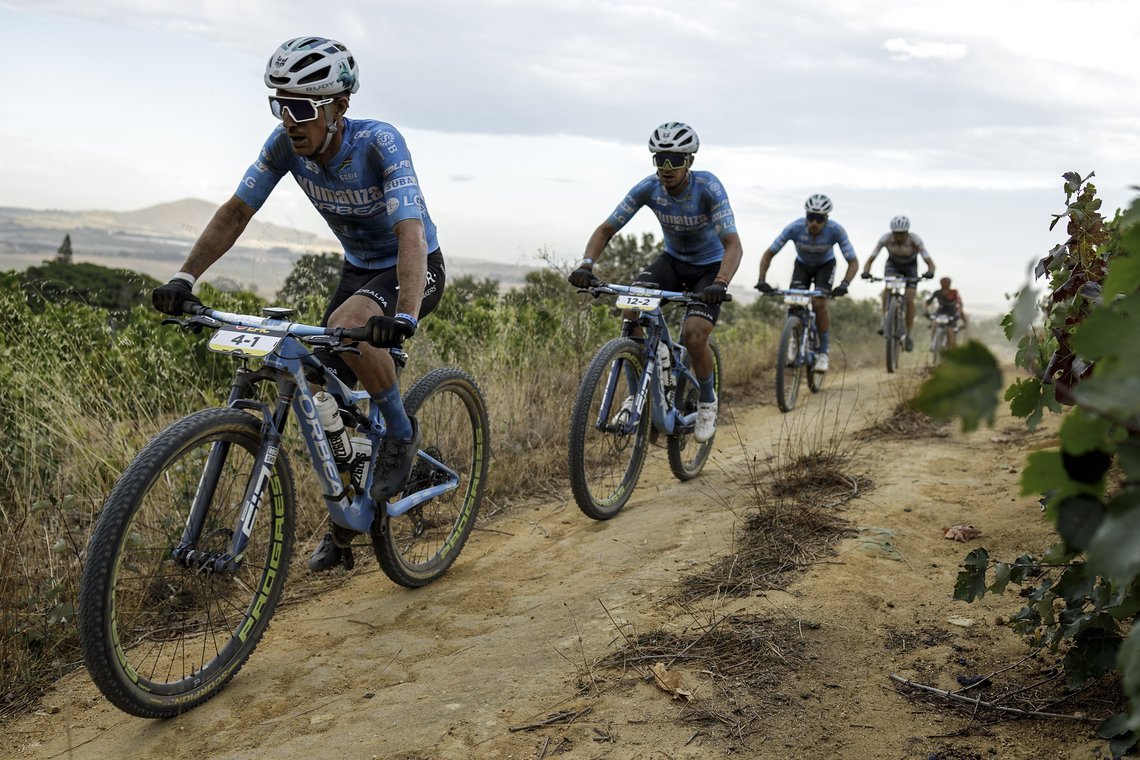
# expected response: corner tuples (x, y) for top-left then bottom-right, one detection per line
(769, 218), (857, 266)
(236, 117), (439, 270)
(606, 171), (737, 266)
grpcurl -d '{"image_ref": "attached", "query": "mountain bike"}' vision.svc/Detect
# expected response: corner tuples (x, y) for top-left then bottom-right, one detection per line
(927, 312), (958, 365)
(567, 282), (725, 520)
(77, 302), (489, 718)
(866, 274), (909, 374)
(766, 288), (827, 412)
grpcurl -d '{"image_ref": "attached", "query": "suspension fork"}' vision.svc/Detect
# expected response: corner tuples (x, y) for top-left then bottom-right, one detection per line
(173, 370), (292, 572)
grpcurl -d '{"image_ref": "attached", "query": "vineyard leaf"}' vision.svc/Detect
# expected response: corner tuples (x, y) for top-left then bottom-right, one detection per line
(1120, 627), (1140, 731)
(1063, 628), (1122, 688)
(1007, 285), (1041, 341)
(1086, 490), (1140, 584)
(1072, 374), (1140, 422)
(1060, 408), (1118, 455)
(913, 341), (1002, 432)
(1102, 253), (1140, 299)
(1055, 495), (1105, 552)
(1071, 293), (1140, 361)
(954, 548), (990, 602)
(1118, 439), (1140, 481)
(989, 562), (1012, 595)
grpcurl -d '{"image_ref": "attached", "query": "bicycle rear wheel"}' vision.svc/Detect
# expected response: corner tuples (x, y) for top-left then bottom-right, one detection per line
(776, 314), (804, 412)
(667, 339), (721, 481)
(886, 298), (902, 374)
(373, 367), (489, 588)
(78, 408), (295, 718)
(568, 337), (650, 519)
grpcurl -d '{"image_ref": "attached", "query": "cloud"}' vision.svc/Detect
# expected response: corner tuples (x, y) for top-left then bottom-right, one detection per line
(883, 37), (968, 61)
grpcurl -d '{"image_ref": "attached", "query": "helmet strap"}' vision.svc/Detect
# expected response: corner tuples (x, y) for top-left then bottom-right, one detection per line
(316, 103), (340, 158)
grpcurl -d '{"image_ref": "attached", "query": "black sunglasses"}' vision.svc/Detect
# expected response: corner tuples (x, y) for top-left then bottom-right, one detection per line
(806, 213), (828, 224)
(652, 153), (690, 170)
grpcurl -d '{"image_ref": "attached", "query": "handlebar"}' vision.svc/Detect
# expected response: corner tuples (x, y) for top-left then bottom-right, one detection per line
(167, 302), (405, 349)
(763, 288), (828, 299)
(576, 281), (733, 304)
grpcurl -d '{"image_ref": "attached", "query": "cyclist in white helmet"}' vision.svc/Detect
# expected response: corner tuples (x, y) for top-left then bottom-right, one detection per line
(569, 121), (743, 443)
(862, 215), (936, 351)
(756, 194), (859, 373)
(151, 37), (447, 572)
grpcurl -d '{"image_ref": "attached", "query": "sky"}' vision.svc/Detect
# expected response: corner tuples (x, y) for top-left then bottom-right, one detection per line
(3, 0), (1140, 315)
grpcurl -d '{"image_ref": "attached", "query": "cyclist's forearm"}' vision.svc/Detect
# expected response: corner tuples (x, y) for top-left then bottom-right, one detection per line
(583, 223), (616, 265)
(394, 219), (428, 318)
(842, 258), (858, 284)
(757, 250), (776, 281)
(862, 252), (879, 274)
(180, 196), (255, 278)
(715, 233), (743, 284)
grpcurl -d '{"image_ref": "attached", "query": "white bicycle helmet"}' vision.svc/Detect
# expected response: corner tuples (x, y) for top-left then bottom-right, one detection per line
(804, 194), (833, 215)
(890, 215), (911, 232)
(648, 122), (699, 154)
(265, 37), (360, 96)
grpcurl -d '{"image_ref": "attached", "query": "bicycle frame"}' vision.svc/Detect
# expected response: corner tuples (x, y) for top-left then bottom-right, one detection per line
(170, 307), (460, 573)
(591, 284), (702, 437)
(771, 288), (825, 366)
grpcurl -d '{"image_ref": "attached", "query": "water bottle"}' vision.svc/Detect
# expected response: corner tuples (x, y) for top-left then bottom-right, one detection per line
(349, 436), (372, 488)
(313, 391), (352, 466)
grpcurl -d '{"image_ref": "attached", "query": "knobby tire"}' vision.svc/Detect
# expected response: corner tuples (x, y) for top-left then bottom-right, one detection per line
(667, 339), (721, 481)
(776, 314), (804, 412)
(372, 367), (489, 588)
(78, 408), (296, 718)
(567, 337), (650, 519)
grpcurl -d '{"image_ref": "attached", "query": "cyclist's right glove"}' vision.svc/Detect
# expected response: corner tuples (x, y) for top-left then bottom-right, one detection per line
(830, 281), (849, 298)
(365, 314), (417, 347)
(755, 281), (774, 294)
(568, 266), (599, 289)
(152, 278), (201, 316)
(860, 272), (873, 280)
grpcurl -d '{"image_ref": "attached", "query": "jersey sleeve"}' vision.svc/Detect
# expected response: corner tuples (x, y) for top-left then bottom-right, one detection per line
(704, 174), (737, 237)
(833, 222), (857, 262)
(234, 127), (291, 210)
(911, 233), (931, 262)
(605, 178), (652, 232)
(769, 221), (798, 253)
(367, 127), (429, 226)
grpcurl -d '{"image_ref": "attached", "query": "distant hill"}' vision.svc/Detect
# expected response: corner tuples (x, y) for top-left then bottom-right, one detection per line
(0, 200), (540, 296)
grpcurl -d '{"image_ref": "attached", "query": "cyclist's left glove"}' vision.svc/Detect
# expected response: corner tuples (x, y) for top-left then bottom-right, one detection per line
(923, 271), (935, 279)
(365, 314), (417, 348)
(830, 281), (849, 298)
(152, 278), (201, 316)
(568, 266), (599, 289)
(697, 282), (729, 305)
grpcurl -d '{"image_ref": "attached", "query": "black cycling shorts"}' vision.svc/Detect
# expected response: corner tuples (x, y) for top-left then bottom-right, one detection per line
(790, 259), (836, 291)
(632, 253), (723, 325)
(885, 259), (919, 286)
(323, 250), (447, 325)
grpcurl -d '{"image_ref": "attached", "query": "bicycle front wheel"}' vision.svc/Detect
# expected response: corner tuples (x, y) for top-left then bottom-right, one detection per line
(886, 298), (902, 374)
(667, 339), (721, 481)
(930, 325), (946, 365)
(776, 315), (804, 412)
(78, 408), (295, 718)
(568, 337), (650, 520)
(373, 367), (490, 588)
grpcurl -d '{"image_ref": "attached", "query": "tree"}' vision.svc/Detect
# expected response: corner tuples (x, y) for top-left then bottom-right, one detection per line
(55, 234), (73, 265)
(276, 252), (342, 307)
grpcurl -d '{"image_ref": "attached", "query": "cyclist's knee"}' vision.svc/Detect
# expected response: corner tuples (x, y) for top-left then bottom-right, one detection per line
(328, 296), (381, 329)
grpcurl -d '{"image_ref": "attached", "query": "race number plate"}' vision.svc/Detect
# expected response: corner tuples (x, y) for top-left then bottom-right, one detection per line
(615, 294), (661, 311)
(784, 295), (811, 307)
(208, 328), (284, 357)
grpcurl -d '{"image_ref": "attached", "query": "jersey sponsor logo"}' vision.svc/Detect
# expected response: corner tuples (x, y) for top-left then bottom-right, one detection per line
(383, 159), (412, 178)
(656, 212), (708, 227)
(243, 176), (257, 189)
(653, 197), (669, 207)
(619, 201), (635, 214)
(386, 198), (400, 215)
(297, 176), (384, 208)
(710, 181), (722, 193)
(254, 160), (271, 174)
(378, 131), (399, 153)
(339, 173), (359, 181)
(337, 157), (353, 172)
(383, 176), (419, 193)
(711, 208), (733, 222)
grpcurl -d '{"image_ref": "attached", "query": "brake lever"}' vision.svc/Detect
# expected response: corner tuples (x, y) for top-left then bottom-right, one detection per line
(330, 344), (363, 358)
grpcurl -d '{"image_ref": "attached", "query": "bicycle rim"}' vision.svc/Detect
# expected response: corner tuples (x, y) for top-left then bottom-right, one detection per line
(667, 339), (720, 481)
(776, 315), (803, 412)
(373, 367), (489, 588)
(78, 408), (295, 717)
(886, 299), (901, 373)
(567, 337), (650, 519)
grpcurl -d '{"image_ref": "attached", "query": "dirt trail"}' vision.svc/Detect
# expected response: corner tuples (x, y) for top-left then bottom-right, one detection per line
(2, 356), (1115, 760)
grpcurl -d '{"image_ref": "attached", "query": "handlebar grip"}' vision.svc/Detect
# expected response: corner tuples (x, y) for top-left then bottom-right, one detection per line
(182, 301), (206, 316)
(342, 326), (370, 343)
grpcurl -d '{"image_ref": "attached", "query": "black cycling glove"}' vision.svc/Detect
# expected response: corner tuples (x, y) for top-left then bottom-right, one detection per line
(697, 282), (729, 305)
(830, 282), (849, 298)
(568, 266), (599, 289)
(755, 281), (774, 294)
(365, 315), (417, 348)
(152, 278), (201, 316)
